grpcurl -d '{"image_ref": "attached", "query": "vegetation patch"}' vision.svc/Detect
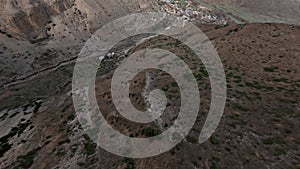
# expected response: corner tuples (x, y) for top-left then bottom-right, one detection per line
(209, 135), (219, 145)
(15, 148), (40, 169)
(187, 136), (198, 144)
(264, 66), (279, 72)
(262, 137), (287, 145)
(84, 142), (96, 155)
(123, 158), (135, 169)
(141, 128), (161, 137)
(0, 121), (31, 157)
(82, 134), (97, 155)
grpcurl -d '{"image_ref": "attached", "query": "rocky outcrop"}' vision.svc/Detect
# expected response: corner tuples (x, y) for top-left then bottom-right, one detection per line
(0, 0), (158, 41)
(0, 0), (73, 40)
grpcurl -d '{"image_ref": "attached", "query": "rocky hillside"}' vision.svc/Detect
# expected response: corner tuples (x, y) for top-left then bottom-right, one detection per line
(0, 0), (159, 87)
(0, 0), (158, 40)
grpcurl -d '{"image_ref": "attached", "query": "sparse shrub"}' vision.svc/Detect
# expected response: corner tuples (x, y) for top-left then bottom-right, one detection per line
(187, 136), (198, 144)
(15, 148), (40, 169)
(262, 137), (286, 145)
(210, 135), (219, 145)
(141, 128), (161, 137)
(123, 158), (135, 169)
(84, 142), (96, 155)
(264, 66), (278, 72)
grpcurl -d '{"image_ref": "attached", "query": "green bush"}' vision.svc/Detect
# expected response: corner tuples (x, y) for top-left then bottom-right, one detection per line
(264, 66), (278, 72)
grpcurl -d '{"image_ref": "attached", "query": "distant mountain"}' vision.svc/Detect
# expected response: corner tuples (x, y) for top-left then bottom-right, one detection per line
(199, 0), (300, 24)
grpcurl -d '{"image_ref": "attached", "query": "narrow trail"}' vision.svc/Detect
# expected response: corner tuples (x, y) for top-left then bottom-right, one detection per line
(0, 56), (78, 90)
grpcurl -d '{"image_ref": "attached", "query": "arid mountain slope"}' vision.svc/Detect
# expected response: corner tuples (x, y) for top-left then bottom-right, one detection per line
(0, 23), (299, 169)
(0, 1), (299, 169)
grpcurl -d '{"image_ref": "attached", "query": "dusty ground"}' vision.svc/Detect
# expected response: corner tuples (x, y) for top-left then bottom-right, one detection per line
(0, 22), (299, 169)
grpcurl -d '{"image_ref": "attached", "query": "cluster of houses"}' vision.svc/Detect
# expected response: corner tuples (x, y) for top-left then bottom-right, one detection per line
(159, 0), (227, 25)
(97, 1), (229, 63)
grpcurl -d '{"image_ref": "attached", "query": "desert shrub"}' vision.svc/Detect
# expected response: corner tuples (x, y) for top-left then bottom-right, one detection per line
(141, 128), (161, 137)
(84, 142), (96, 155)
(15, 148), (40, 169)
(187, 136), (198, 144)
(264, 66), (278, 72)
(262, 137), (286, 145)
(210, 135), (219, 145)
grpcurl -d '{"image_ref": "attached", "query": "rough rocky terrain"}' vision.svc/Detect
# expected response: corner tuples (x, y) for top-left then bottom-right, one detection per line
(0, 0), (299, 169)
